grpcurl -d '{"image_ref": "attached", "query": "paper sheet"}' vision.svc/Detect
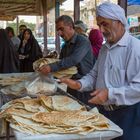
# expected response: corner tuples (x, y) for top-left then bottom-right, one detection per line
(14, 120), (123, 140)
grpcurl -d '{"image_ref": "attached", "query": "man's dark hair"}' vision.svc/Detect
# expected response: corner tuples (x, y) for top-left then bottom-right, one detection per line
(75, 20), (84, 25)
(19, 24), (27, 29)
(5, 26), (15, 36)
(55, 15), (74, 28)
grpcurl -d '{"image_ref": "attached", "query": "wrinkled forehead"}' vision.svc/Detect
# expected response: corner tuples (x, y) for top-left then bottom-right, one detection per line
(96, 16), (114, 25)
(56, 21), (72, 31)
(56, 21), (65, 26)
(56, 21), (65, 30)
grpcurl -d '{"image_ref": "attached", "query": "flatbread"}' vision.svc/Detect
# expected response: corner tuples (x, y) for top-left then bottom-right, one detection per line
(52, 95), (86, 111)
(0, 76), (29, 86)
(52, 66), (77, 78)
(38, 95), (53, 111)
(0, 97), (31, 111)
(12, 98), (41, 112)
(39, 95), (85, 111)
(10, 123), (39, 135)
(57, 66), (77, 75)
(33, 58), (59, 70)
(52, 73), (72, 78)
(10, 116), (81, 135)
(1, 81), (26, 96)
(0, 107), (33, 119)
(33, 58), (77, 78)
(0, 95), (109, 135)
(32, 111), (96, 126)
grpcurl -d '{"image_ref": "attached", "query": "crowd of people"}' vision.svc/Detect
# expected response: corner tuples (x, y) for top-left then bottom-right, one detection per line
(0, 16), (102, 74)
(0, 2), (140, 140)
(0, 24), (42, 73)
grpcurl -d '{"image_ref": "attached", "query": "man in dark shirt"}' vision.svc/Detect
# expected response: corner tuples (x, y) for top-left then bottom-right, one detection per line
(39, 15), (95, 105)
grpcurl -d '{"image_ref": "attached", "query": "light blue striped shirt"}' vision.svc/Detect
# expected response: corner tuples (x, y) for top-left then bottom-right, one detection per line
(79, 31), (140, 105)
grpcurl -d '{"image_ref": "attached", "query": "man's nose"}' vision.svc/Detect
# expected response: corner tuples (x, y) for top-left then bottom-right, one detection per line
(99, 26), (105, 34)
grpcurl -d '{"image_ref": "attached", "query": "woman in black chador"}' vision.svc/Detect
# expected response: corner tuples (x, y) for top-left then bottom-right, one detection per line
(18, 28), (42, 72)
(0, 29), (19, 73)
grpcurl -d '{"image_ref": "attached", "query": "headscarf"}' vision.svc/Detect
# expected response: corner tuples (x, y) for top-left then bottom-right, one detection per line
(0, 29), (19, 73)
(96, 2), (128, 29)
(18, 28), (42, 72)
(89, 29), (103, 59)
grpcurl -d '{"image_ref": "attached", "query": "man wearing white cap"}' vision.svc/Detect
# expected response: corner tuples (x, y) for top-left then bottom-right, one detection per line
(74, 20), (88, 37)
(60, 2), (140, 140)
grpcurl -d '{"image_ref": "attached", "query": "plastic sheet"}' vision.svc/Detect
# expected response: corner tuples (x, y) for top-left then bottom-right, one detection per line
(25, 73), (57, 96)
(0, 73), (57, 97)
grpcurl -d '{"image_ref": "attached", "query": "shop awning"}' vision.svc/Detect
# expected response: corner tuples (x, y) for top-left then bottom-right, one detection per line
(128, 0), (140, 5)
(0, 0), (66, 20)
(0, 15), (16, 21)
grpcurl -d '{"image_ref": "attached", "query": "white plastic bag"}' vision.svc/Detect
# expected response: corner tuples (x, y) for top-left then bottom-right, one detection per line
(25, 73), (57, 95)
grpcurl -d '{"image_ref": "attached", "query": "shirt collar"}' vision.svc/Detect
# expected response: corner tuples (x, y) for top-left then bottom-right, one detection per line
(104, 31), (129, 49)
(66, 33), (77, 45)
(116, 31), (129, 47)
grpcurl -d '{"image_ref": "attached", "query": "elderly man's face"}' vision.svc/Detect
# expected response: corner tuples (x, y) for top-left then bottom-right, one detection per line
(97, 16), (125, 45)
(56, 21), (74, 41)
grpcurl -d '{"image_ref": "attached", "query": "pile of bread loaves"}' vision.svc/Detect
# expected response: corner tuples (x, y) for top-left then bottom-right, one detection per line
(0, 95), (109, 135)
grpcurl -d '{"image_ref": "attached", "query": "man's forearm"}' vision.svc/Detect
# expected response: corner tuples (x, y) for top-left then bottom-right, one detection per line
(60, 78), (81, 90)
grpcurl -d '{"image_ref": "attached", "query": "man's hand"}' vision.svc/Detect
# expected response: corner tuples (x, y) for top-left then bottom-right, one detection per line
(60, 78), (81, 90)
(88, 89), (108, 105)
(38, 65), (51, 75)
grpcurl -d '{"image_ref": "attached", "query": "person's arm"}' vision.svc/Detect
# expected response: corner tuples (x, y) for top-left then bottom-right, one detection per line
(50, 38), (91, 72)
(60, 78), (81, 90)
(78, 62), (97, 92)
(61, 62), (98, 92)
(39, 37), (91, 75)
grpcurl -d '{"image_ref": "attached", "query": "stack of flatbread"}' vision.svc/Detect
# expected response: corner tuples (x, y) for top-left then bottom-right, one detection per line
(1, 75), (57, 96)
(33, 58), (59, 70)
(0, 75), (29, 86)
(33, 58), (77, 78)
(1, 81), (26, 96)
(0, 95), (109, 135)
(52, 66), (77, 78)
(0, 73), (33, 86)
